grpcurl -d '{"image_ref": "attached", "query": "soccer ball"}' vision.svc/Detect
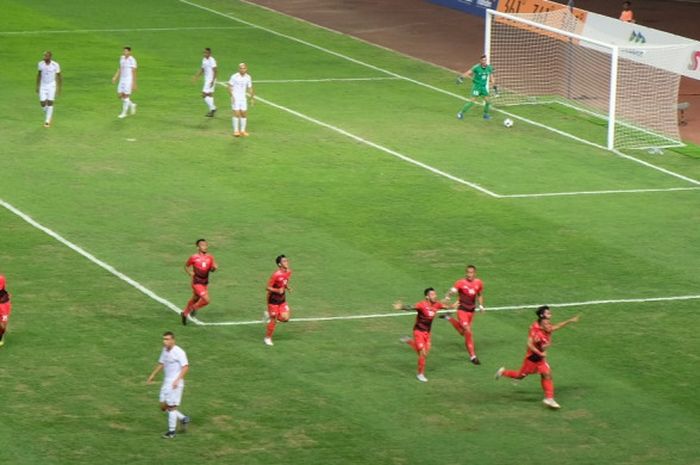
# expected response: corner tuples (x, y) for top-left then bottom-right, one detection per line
(503, 118), (514, 128)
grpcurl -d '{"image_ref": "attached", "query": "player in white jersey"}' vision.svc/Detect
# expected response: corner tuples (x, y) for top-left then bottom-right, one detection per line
(227, 63), (254, 137)
(193, 48), (218, 117)
(35, 51), (62, 128)
(111, 46), (138, 119)
(146, 331), (191, 439)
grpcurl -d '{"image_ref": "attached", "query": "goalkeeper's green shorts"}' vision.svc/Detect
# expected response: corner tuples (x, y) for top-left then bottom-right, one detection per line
(471, 86), (489, 97)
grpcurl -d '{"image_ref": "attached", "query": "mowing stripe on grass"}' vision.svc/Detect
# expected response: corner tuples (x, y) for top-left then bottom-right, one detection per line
(0, 26), (251, 35)
(0, 198), (203, 326)
(182, 0), (700, 188)
(256, 77), (401, 83)
(198, 294), (700, 326)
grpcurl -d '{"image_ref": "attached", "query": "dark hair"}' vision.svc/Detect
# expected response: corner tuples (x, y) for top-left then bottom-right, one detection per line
(480, 54), (487, 59)
(275, 254), (286, 266)
(196, 238), (206, 245)
(467, 264), (477, 270)
(163, 331), (175, 338)
(124, 46), (132, 51)
(205, 47), (211, 52)
(623, 1), (631, 5)
(424, 287), (435, 296)
(535, 305), (550, 321)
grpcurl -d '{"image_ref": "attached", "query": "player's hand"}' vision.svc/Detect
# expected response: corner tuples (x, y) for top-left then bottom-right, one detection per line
(478, 305), (485, 313)
(146, 377), (154, 385)
(492, 85), (499, 96)
(456, 75), (464, 84)
(111, 77), (117, 84)
(570, 315), (580, 323)
(172, 380), (180, 389)
(392, 300), (403, 311)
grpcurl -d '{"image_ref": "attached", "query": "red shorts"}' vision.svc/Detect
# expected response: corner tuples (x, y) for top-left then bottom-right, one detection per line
(457, 309), (475, 326)
(413, 330), (431, 353)
(0, 302), (11, 324)
(191, 284), (208, 298)
(518, 358), (551, 376)
(267, 302), (290, 318)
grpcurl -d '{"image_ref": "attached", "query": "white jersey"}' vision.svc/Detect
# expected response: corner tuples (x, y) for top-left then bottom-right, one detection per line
(38, 60), (61, 86)
(228, 72), (252, 100)
(119, 55), (137, 81)
(202, 56), (217, 83)
(158, 345), (189, 384)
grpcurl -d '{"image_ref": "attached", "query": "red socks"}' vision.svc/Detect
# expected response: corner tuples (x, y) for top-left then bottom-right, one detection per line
(541, 378), (554, 398)
(465, 332), (475, 358)
(418, 355), (426, 374)
(266, 320), (277, 338)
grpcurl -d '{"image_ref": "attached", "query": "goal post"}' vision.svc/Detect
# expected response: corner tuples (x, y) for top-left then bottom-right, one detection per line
(484, 8), (685, 150)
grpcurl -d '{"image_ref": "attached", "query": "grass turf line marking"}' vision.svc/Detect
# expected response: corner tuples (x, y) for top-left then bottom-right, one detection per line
(0, 198), (203, 326)
(197, 294), (700, 326)
(182, 0), (700, 188)
(499, 186), (700, 198)
(0, 26), (251, 35)
(256, 77), (401, 83)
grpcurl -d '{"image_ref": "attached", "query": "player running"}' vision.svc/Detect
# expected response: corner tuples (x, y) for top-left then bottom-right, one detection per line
(111, 46), (138, 119)
(146, 331), (191, 438)
(264, 254), (292, 346)
(193, 48), (217, 117)
(0, 275), (12, 348)
(394, 288), (455, 382)
(456, 55), (495, 121)
(441, 265), (485, 365)
(181, 239), (218, 325)
(495, 306), (579, 409)
(227, 63), (254, 137)
(36, 51), (62, 128)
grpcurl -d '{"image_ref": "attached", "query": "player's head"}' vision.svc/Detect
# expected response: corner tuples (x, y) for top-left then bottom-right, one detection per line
(480, 54), (488, 66)
(43, 51), (52, 62)
(203, 47), (212, 58)
(123, 46), (132, 56)
(540, 318), (554, 334)
(0, 274), (5, 290)
(622, 1), (631, 10)
(162, 331), (176, 348)
(465, 265), (477, 279)
(238, 62), (248, 74)
(275, 254), (288, 269)
(195, 238), (208, 253)
(424, 287), (438, 302)
(536, 305), (552, 322)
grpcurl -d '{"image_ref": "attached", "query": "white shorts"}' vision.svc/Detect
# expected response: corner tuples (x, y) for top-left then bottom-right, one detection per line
(118, 80), (133, 95)
(202, 80), (216, 93)
(39, 84), (56, 101)
(231, 96), (248, 112)
(159, 382), (184, 406)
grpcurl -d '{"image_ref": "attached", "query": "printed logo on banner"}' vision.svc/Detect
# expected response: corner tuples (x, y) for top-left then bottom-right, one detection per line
(689, 50), (700, 71)
(629, 31), (647, 44)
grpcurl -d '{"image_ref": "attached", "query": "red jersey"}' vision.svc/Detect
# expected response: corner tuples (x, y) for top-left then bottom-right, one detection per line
(452, 278), (483, 311)
(186, 253), (217, 285)
(413, 300), (444, 332)
(525, 322), (551, 362)
(0, 274), (8, 304)
(267, 269), (292, 304)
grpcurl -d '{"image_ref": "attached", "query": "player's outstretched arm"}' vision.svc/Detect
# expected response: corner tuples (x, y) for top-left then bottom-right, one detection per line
(551, 315), (580, 332)
(146, 363), (163, 384)
(393, 300), (414, 311)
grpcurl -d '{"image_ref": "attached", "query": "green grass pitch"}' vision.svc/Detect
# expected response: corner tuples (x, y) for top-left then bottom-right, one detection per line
(0, 0), (699, 464)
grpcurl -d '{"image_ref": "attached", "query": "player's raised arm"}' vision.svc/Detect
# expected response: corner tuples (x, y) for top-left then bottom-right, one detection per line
(393, 300), (416, 311)
(550, 315), (580, 332)
(146, 363), (163, 384)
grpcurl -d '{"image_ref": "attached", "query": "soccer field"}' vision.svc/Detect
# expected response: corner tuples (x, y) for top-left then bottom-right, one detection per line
(1, 0), (699, 464)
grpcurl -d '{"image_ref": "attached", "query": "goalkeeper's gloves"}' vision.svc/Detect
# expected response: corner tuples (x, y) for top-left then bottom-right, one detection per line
(456, 75), (465, 84)
(492, 85), (499, 97)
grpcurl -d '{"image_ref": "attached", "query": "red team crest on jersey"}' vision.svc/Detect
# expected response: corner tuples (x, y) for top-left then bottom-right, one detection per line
(186, 253), (216, 285)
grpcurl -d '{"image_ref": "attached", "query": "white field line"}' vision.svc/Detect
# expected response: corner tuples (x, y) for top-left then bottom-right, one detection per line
(198, 294), (700, 326)
(499, 186), (700, 198)
(255, 77), (401, 83)
(182, 0), (700, 187)
(0, 26), (251, 35)
(0, 198), (203, 326)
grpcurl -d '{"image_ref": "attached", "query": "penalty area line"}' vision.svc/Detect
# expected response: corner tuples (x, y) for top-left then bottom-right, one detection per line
(198, 294), (700, 326)
(0, 198), (203, 325)
(0, 26), (252, 35)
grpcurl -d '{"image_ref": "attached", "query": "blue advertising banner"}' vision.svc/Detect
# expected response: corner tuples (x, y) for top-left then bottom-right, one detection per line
(428, 0), (500, 18)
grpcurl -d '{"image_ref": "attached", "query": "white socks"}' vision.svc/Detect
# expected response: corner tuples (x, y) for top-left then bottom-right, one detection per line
(45, 106), (54, 123)
(173, 410), (185, 420)
(167, 411), (177, 431)
(121, 98), (131, 115)
(232, 117), (239, 132)
(240, 117), (247, 132)
(204, 96), (215, 111)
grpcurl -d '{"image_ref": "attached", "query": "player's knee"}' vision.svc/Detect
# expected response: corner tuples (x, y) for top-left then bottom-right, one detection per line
(278, 312), (290, 322)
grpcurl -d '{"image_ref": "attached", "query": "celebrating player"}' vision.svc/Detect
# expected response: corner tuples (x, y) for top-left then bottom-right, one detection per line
(146, 331), (191, 438)
(227, 63), (254, 137)
(181, 239), (218, 325)
(0, 275), (12, 348)
(456, 55), (495, 121)
(193, 48), (217, 117)
(264, 254), (292, 346)
(111, 46), (138, 119)
(441, 265), (485, 365)
(495, 306), (579, 409)
(36, 51), (62, 128)
(394, 288), (454, 383)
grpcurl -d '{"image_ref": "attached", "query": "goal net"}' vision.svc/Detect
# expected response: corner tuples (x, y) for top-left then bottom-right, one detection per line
(485, 9), (687, 150)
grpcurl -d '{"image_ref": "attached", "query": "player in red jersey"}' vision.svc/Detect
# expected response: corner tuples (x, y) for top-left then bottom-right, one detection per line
(264, 254), (292, 346)
(441, 264), (485, 365)
(0, 274), (12, 348)
(181, 239), (218, 325)
(495, 305), (579, 409)
(394, 288), (455, 382)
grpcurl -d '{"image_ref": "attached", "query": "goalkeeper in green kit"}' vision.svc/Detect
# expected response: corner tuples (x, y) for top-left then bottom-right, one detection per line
(456, 55), (495, 121)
